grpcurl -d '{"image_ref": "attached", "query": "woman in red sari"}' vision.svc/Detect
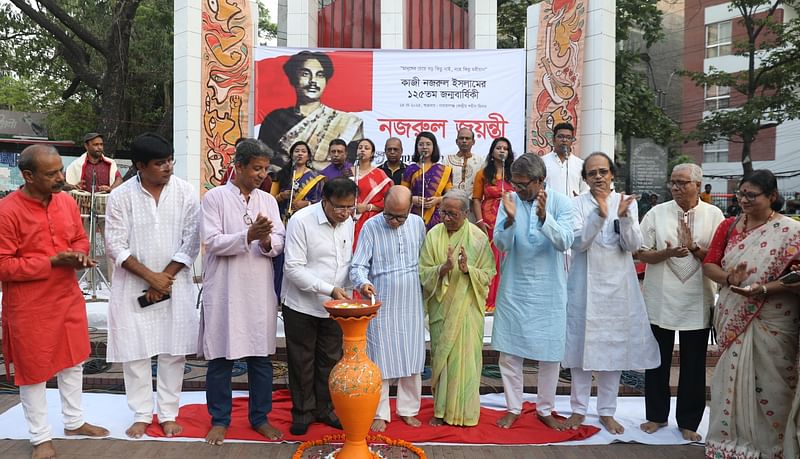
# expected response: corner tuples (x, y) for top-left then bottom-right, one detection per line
(472, 137), (514, 312)
(352, 138), (392, 246)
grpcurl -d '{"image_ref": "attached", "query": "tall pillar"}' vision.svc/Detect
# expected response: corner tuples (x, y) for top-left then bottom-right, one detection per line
(581, 0), (616, 159)
(468, 0), (497, 49)
(173, 0), (202, 187)
(277, 0), (287, 46)
(381, 0), (405, 49)
(286, 0), (318, 47)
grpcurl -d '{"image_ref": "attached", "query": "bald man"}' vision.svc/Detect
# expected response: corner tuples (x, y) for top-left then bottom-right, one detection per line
(350, 186), (427, 432)
(0, 145), (109, 459)
(379, 137), (407, 185)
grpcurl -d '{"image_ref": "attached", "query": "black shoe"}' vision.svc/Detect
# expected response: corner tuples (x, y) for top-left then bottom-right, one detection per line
(317, 413), (343, 430)
(290, 422), (309, 436)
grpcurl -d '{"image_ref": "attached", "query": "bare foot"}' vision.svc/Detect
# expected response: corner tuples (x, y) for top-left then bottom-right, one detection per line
(563, 413), (585, 430)
(205, 425), (227, 445)
(680, 428), (702, 442)
(64, 422), (109, 438)
(600, 415), (625, 434)
(400, 415), (421, 427)
(371, 419), (387, 432)
(496, 412), (519, 429)
(537, 413), (566, 431)
(429, 416), (445, 426)
(125, 421), (150, 439)
(640, 420), (667, 434)
(31, 441), (56, 459)
(254, 422), (282, 440)
(160, 420), (183, 438)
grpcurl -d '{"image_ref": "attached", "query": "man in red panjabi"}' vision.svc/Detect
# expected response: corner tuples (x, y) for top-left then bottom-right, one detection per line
(0, 144), (109, 459)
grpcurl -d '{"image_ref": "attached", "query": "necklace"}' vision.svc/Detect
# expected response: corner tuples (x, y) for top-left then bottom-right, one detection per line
(743, 210), (775, 232)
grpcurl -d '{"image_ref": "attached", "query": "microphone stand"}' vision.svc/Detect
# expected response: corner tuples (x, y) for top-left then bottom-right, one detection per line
(286, 164), (296, 222)
(79, 170), (110, 301)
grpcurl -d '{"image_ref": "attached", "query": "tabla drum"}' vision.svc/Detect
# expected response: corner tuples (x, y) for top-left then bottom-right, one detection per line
(69, 190), (108, 218)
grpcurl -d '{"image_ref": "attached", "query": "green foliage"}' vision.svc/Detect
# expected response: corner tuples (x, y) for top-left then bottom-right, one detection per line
(257, 1), (278, 45)
(684, 0), (800, 176)
(497, 1), (537, 49)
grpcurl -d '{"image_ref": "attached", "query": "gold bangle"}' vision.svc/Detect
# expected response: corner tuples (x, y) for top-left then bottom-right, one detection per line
(761, 284), (768, 295)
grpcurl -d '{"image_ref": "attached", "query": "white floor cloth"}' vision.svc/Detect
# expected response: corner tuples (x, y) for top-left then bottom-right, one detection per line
(0, 389), (708, 446)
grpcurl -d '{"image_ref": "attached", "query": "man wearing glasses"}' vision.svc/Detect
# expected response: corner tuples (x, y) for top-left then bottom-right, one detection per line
(490, 153), (575, 430)
(104, 133), (200, 440)
(563, 152), (660, 434)
(542, 122), (589, 197)
(637, 163), (723, 442)
(350, 185), (427, 432)
(199, 139), (286, 445)
(282, 176), (358, 435)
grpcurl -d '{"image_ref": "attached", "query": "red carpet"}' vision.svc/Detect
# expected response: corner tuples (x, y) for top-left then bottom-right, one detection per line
(145, 390), (599, 444)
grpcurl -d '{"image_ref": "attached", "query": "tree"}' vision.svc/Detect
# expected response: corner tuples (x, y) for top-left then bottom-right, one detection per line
(4, 0), (146, 156)
(496, 1), (678, 146)
(684, 0), (800, 177)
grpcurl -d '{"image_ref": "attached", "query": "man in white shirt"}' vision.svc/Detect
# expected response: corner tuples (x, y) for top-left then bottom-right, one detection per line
(637, 163), (723, 442)
(104, 133), (200, 439)
(443, 128), (483, 219)
(282, 176), (358, 435)
(542, 122), (588, 197)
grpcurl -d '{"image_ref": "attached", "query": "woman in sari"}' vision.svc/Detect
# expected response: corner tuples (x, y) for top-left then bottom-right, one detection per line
(402, 131), (453, 230)
(271, 141), (324, 297)
(471, 137), (514, 312)
(702, 170), (800, 459)
(273, 140), (324, 221)
(351, 138), (392, 246)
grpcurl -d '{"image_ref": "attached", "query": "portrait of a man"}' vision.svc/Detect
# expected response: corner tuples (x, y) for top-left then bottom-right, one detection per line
(257, 51), (364, 167)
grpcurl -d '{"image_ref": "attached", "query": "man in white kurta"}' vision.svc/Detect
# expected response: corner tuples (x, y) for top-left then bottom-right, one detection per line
(637, 163), (723, 441)
(199, 140), (286, 444)
(563, 152), (660, 434)
(282, 177), (358, 435)
(542, 122), (588, 198)
(444, 128), (484, 212)
(105, 133), (200, 438)
(350, 186), (427, 432)
(491, 154), (574, 430)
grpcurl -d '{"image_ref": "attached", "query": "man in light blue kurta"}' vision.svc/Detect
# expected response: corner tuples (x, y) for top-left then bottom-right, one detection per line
(351, 186), (427, 432)
(491, 153), (575, 430)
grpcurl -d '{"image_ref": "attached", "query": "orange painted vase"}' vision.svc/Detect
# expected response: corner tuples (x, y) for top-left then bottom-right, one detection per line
(325, 300), (383, 459)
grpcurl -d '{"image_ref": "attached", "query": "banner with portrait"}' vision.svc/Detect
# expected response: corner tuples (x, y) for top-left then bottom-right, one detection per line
(253, 47), (526, 168)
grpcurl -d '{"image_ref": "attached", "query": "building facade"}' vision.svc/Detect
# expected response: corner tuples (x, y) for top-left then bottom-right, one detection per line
(682, 0), (800, 193)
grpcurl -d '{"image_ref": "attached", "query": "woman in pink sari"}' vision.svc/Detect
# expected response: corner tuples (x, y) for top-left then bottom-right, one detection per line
(472, 137), (514, 312)
(352, 138), (392, 246)
(702, 170), (800, 459)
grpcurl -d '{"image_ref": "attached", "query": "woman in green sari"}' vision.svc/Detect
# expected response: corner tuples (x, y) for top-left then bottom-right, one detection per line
(419, 189), (495, 427)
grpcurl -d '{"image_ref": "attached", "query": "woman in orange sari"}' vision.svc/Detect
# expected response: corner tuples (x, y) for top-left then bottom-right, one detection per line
(352, 138), (392, 246)
(472, 137), (514, 312)
(702, 170), (800, 458)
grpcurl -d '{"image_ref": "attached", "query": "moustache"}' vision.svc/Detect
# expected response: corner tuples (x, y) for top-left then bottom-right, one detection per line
(52, 182), (65, 191)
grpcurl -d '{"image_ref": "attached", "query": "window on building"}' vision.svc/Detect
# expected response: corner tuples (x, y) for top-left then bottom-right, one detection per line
(704, 85), (731, 111)
(703, 139), (729, 163)
(706, 21), (732, 58)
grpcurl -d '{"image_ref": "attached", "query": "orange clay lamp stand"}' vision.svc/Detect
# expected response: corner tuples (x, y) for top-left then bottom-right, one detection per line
(292, 299), (426, 459)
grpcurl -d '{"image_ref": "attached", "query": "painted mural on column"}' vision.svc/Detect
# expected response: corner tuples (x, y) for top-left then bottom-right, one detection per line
(528, 0), (587, 157)
(200, 0), (253, 192)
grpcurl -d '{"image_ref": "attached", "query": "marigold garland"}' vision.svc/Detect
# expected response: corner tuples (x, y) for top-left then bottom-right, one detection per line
(291, 433), (427, 458)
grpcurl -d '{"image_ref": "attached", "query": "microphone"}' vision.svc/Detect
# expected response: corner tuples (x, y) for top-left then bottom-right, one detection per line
(498, 153), (507, 161)
(558, 145), (569, 156)
(91, 169), (97, 192)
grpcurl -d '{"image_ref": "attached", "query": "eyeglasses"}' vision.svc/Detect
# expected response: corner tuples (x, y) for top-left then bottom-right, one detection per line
(586, 168), (610, 178)
(440, 210), (462, 220)
(383, 212), (409, 223)
(243, 213), (253, 226)
(510, 178), (540, 190)
(325, 200), (356, 213)
(667, 180), (694, 189)
(555, 135), (574, 141)
(735, 190), (764, 201)
(156, 158), (176, 170)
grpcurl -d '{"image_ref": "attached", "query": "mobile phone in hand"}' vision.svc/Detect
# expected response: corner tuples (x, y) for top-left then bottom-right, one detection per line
(137, 293), (171, 308)
(779, 271), (800, 285)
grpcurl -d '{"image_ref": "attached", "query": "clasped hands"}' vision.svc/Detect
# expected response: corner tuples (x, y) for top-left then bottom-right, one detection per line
(246, 213), (274, 251)
(440, 245), (469, 276)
